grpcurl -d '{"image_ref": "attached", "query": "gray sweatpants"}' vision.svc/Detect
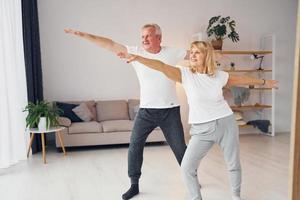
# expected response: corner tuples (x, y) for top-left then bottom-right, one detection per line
(181, 114), (241, 200)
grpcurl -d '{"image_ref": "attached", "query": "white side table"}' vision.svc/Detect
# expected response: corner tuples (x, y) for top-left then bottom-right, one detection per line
(27, 126), (66, 164)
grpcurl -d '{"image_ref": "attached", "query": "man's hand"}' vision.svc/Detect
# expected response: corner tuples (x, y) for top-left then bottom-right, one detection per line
(64, 28), (85, 37)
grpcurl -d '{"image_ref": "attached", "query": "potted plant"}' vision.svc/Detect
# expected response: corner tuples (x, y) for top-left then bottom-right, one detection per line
(23, 101), (62, 130)
(206, 15), (239, 50)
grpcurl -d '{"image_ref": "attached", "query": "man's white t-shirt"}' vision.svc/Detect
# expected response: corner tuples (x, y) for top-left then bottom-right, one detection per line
(180, 67), (233, 124)
(126, 46), (186, 108)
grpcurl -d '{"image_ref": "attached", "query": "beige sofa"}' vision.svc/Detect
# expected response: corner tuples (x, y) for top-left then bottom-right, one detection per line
(55, 99), (166, 148)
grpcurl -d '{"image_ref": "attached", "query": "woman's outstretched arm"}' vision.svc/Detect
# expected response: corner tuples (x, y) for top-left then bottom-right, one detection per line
(119, 53), (182, 83)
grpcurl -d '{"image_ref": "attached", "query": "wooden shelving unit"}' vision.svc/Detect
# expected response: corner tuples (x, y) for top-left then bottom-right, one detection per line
(218, 36), (275, 135)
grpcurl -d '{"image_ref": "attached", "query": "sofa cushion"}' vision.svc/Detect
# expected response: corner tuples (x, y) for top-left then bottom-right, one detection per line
(56, 102), (83, 122)
(64, 100), (97, 121)
(128, 99), (140, 120)
(72, 103), (93, 122)
(57, 117), (72, 127)
(96, 100), (129, 121)
(101, 120), (134, 132)
(68, 121), (103, 134)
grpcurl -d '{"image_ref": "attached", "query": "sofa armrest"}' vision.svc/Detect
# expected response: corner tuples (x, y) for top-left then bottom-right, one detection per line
(57, 117), (72, 127)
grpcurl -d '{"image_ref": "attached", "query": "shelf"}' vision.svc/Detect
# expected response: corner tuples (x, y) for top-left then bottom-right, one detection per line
(215, 50), (272, 55)
(224, 69), (272, 72)
(230, 104), (272, 111)
(238, 124), (253, 128)
(249, 88), (273, 91)
(238, 124), (272, 132)
(225, 87), (272, 90)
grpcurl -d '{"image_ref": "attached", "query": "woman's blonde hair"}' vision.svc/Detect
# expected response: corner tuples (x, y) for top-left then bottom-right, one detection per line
(189, 41), (216, 76)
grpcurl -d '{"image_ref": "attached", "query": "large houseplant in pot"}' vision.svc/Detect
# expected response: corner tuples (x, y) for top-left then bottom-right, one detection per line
(23, 101), (62, 130)
(206, 16), (239, 50)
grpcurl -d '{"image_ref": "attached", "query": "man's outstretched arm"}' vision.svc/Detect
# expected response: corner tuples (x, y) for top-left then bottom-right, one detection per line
(64, 28), (127, 54)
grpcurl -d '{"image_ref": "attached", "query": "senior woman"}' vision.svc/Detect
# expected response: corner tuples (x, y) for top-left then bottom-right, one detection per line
(118, 41), (278, 200)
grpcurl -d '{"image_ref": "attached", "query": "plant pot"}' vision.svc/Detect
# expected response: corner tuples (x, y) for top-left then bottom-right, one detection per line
(38, 117), (47, 131)
(211, 39), (223, 50)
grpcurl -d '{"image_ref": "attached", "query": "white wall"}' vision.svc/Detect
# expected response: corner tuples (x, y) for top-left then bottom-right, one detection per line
(38, 0), (298, 133)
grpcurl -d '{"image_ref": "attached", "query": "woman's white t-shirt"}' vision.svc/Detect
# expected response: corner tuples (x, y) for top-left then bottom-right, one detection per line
(180, 66), (233, 124)
(127, 46), (186, 108)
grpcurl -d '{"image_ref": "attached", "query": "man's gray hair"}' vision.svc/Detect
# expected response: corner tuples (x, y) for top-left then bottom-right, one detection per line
(142, 23), (162, 35)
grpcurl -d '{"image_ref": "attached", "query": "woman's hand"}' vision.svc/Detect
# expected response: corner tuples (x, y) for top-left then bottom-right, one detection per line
(117, 52), (139, 63)
(265, 79), (279, 89)
(117, 52), (182, 82)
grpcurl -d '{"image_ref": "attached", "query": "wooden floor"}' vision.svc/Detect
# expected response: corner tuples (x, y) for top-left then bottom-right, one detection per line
(0, 133), (290, 200)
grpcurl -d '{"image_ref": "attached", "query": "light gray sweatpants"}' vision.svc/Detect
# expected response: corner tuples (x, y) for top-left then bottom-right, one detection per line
(181, 114), (241, 200)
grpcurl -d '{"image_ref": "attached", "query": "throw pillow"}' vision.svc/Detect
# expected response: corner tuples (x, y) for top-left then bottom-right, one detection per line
(57, 117), (72, 127)
(56, 102), (83, 122)
(234, 112), (243, 121)
(128, 99), (140, 120)
(132, 105), (140, 119)
(85, 101), (97, 121)
(72, 103), (93, 122)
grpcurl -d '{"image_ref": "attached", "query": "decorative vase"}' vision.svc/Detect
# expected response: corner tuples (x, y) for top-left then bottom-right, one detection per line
(38, 117), (47, 130)
(211, 39), (223, 50)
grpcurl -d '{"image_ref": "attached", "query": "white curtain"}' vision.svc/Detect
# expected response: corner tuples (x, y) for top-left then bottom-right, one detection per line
(0, 0), (29, 169)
